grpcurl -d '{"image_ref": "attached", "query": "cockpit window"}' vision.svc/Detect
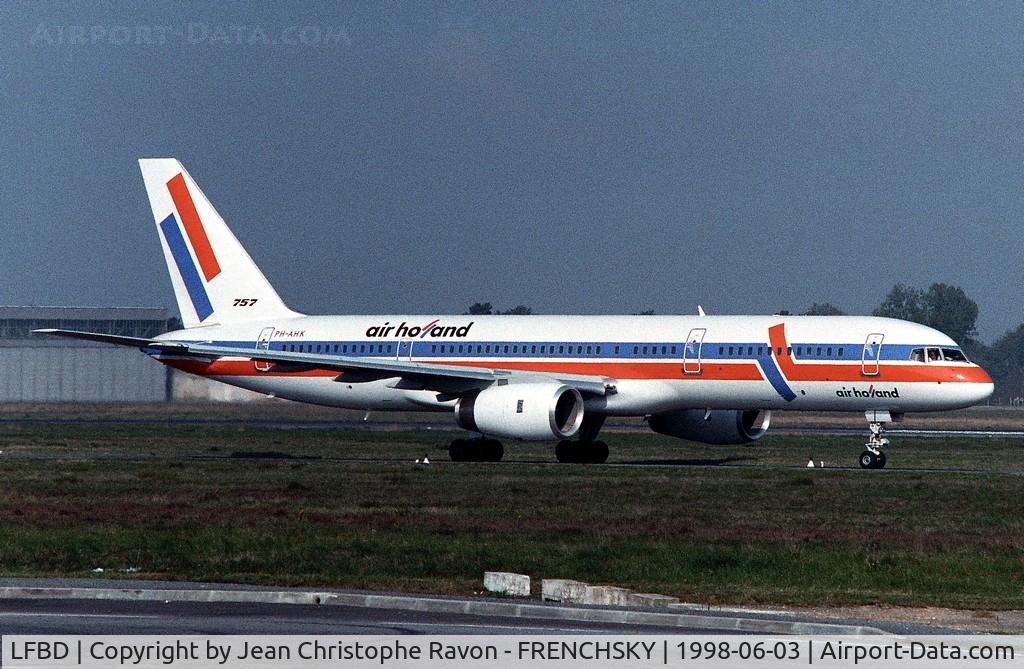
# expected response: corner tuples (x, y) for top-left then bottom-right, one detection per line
(927, 348), (941, 362)
(942, 348), (969, 362)
(910, 348), (924, 362)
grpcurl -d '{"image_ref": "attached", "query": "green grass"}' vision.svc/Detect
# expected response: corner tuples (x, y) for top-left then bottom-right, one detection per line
(0, 413), (1023, 609)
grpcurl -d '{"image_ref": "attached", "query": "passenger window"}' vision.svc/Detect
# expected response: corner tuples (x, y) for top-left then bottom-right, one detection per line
(816, 347), (822, 356)
(757, 346), (763, 356)
(827, 347), (832, 356)
(613, 345), (619, 354)
(728, 346), (734, 355)
(559, 345), (564, 354)
(796, 347), (802, 356)
(642, 346), (648, 354)
(531, 345), (537, 354)
(777, 347), (782, 356)
(633, 346), (639, 355)
(719, 346), (724, 355)
(747, 346), (753, 355)
(661, 346), (667, 354)
(671, 346), (676, 354)
(596, 346), (601, 354)
(838, 347), (843, 357)
(360, 344), (365, 353)
(587, 346), (592, 354)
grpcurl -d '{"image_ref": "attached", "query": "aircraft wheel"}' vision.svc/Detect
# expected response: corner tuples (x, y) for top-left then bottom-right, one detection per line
(449, 439), (469, 462)
(859, 450), (879, 469)
(587, 440), (609, 464)
(484, 439), (504, 462)
(876, 451), (887, 469)
(555, 440), (577, 463)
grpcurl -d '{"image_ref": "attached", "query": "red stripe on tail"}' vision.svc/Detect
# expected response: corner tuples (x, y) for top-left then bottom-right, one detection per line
(166, 173), (221, 281)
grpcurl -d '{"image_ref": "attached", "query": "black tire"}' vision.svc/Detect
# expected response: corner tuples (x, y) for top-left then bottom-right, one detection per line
(449, 439), (468, 462)
(876, 451), (887, 469)
(586, 440), (609, 464)
(484, 439), (504, 462)
(555, 440), (576, 463)
(859, 450), (877, 469)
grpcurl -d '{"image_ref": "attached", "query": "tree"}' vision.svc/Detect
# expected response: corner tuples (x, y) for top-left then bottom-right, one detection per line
(463, 302), (533, 315)
(922, 283), (978, 345)
(872, 283), (978, 345)
(873, 283), (925, 323)
(984, 325), (1024, 402)
(802, 303), (845, 316)
(496, 305), (533, 315)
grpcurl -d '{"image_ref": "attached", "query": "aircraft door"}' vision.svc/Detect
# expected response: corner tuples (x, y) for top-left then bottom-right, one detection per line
(397, 340), (414, 361)
(682, 328), (706, 374)
(861, 333), (884, 376)
(254, 326), (275, 372)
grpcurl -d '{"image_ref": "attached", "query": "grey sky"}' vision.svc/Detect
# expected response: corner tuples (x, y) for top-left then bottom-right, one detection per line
(2, 2), (1022, 342)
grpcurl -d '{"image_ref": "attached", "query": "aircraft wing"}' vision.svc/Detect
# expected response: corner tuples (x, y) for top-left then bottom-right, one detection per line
(33, 329), (614, 396)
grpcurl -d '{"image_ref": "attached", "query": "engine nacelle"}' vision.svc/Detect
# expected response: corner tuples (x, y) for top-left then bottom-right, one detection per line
(648, 409), (771, 445)
(455, 383), (584, 441)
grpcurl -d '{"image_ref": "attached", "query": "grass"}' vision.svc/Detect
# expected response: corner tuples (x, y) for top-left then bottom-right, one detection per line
(0, 408), (1023, 609)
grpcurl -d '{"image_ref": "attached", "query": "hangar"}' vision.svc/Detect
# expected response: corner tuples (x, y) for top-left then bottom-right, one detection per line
(0, 306), (171, 402)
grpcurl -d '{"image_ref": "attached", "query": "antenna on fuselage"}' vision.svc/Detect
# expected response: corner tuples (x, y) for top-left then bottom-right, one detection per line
(697, 305), (706, 316)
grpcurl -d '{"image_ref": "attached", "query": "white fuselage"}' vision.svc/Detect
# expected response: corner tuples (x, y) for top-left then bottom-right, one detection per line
(154, 314), (993, 416)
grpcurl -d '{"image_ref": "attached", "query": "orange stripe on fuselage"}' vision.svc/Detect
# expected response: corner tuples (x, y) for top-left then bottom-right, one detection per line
(767, 323), (991, 384)
(161, 340), (992, 385)
(161, 357), (764, 381)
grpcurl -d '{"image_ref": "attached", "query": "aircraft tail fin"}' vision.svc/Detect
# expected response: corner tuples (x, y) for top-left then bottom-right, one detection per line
(139, 159), (300, 328)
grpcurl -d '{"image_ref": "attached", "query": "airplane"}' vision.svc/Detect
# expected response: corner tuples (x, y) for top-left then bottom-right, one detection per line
(36, 159), (994, 469)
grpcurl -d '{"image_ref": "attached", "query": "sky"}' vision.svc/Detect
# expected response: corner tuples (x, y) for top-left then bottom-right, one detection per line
(2, 2), (1023, 342)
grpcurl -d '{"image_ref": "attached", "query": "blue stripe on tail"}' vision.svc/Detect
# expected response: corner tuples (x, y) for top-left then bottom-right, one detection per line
(159, 213), (214, 321)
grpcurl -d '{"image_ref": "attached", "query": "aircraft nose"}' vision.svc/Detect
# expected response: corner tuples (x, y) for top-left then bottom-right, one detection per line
(972, 367), (995, 403)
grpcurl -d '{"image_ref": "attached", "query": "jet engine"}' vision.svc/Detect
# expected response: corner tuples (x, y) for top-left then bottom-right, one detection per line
(648, 409), (771, 445)
(455, 383), (584, 440)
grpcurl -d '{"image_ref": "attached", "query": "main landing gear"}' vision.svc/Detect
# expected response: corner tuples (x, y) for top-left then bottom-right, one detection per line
(449, 438), (504, 462)
(555, 440), (609, 464)
(859, 410), (892, 469)
(555, 415), (609, 464)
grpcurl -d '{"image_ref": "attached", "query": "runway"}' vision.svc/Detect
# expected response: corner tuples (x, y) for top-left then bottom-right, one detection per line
(0, 599), (698, 635)
(0, 579), (941, 635)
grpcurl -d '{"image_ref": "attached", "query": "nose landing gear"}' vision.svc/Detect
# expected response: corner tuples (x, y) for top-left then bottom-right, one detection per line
(859, 410), (892, 469)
